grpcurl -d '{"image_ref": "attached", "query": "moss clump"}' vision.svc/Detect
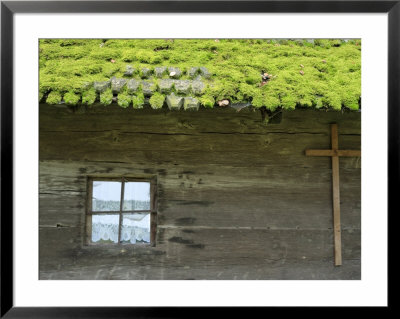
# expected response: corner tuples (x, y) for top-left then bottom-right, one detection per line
(342, 91), (359, 110)
(117, 91), (132, 108)
(82, 88), (97, 105)
(263, 94), (281, 111)
(244, 68), (261, 85)
(100, 88), (113, 106)
(250, 94), (264, 108)
(149, 92), (165, 109)
(46, 91), (62, 105)
(63, 91), (81, 105)
(199, 95), (215, 108)
(281, 95), (297, 110)
(322, 92), (342, 110)
(132, 93), (145, 109)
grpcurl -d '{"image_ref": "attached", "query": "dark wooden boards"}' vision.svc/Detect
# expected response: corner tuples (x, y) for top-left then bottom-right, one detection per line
(39, 226), (360, 280)
(39, 106), (361, 279)
(39, 161), (361, 229)
(39, 104), (361, 135)
(39, 260), (362, 280)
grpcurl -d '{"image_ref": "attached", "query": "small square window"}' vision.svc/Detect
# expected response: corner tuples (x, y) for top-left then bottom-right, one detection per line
(86, 178), (156, 246)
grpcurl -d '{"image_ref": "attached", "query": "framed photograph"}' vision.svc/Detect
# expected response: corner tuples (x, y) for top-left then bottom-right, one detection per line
(1, 0), (396, 316)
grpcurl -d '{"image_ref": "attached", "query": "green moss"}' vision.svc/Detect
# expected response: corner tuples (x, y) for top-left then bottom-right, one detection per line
(236, 83), (257, 102)
(250, 94), (265, 108)
(199, 95), (215, 108)
(132, 93), (145, 109)
(100, 88), (113, 106)
(149, 92), (165, 109)
(322, 92), (342, 110)
(281, 95), (297, 110)
(263, 94), (281, 111)
(117, 91), (132, 108)
(82, 88), (97, 105)
(39, 39), (361, 110)
(63, 91), (80, 105)
(341, 87), (360, 110)
(244, 67), (261, 85)
(46, 91), (62, 105)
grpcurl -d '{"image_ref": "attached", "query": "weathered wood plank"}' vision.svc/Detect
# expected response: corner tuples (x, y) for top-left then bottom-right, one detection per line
(39, 196), (84, 226)
(39, 191), (361, 230)
(157, 191), (361, 230)
(39, 160), (361, 193)
(39, 226), (83, 268)
(39, 227), (360, 262)
(39, 226), (360, 279)
(39, 192), (361, 232)
(156, 228), (360, 261)
(39, 132), (361, 169)
(39, 162), (360, 228)
(40, 131), (356, 154)
(39, 160), (360, 229)
(39, 259), (361, 280)
(39, 104), (361, 135)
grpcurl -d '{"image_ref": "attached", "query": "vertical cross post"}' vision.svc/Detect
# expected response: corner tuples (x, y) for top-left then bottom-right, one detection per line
(330, 124), (342, 266)
(305, 123), (361, 266)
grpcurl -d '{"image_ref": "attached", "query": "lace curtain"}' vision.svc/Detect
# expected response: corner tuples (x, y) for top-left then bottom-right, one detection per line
(92, 222), (150, 243)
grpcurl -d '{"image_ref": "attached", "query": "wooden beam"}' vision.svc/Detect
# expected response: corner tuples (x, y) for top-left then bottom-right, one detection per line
(331, 124), (342, 266)
(150, 180), (158, 247)
(305, 149), (361, 157)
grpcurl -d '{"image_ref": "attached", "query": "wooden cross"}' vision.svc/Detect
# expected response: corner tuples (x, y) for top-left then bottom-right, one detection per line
(305, 124), (361, 266)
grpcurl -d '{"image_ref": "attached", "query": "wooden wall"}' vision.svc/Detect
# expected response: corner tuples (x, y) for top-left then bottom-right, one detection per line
(39, 104), (361, 280)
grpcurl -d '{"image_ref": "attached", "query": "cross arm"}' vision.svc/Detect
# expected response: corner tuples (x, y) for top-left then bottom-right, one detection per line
(305, 149), (361, 157)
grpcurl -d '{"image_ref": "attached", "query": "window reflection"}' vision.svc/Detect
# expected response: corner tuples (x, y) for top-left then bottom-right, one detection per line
(123, 182), (150, 211)
(92, 181), (121, 211)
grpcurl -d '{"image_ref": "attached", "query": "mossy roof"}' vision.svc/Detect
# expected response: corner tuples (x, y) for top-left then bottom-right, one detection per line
(39, 39), (361, 111)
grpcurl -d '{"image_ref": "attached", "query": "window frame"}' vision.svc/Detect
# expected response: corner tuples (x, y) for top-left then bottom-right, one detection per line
(85, 176), (157, 247)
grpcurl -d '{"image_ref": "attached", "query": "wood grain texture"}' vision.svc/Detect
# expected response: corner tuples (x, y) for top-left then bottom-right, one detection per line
(39, 106), (361, 279)
(305, 149), (361, 157)
(39, 104), (361, 135)
(39, 259), (361, 280)
(331, 124), (342, 266)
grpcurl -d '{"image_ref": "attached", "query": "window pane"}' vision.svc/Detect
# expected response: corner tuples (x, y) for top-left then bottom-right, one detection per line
(91, 214), (119, 243)
(123, 182), (150, 211)
(92, 181), (121, 211)
(120, 213), (150, 244)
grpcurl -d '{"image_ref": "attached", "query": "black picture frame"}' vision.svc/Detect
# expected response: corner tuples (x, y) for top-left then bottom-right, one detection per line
(1, 0), (396, 317)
